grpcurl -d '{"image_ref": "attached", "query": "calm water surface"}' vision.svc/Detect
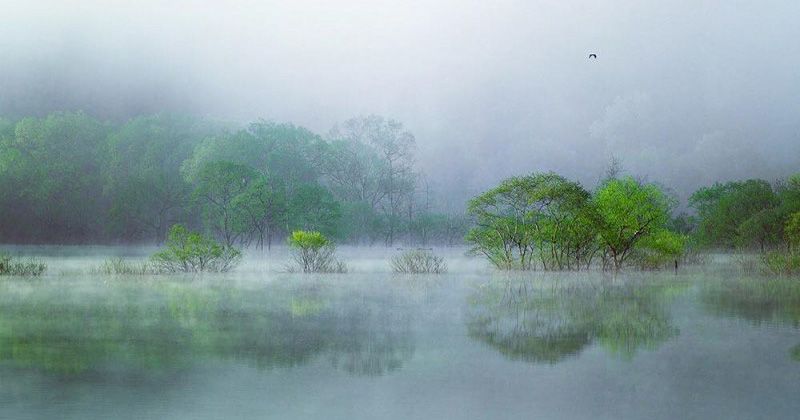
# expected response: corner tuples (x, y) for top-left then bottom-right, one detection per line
(1, 248), (799, 419)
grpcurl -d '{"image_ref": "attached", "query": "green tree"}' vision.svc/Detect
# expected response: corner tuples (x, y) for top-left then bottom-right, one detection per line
(328, 115), (416, 245)
(466, 173), (598, 270)
(689, 179), (777, 249)
(0, 112), (109, 242)
(104, 114), (217, 241)
(233, 175), (287, 250)
(287, 184), (341, 238)
(594, 177), (672, 270)
(191, 161), (258, 247)
(737, 208), (783, 252)
(151, 224), (242, 273)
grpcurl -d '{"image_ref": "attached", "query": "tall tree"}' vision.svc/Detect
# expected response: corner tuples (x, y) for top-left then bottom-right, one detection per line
(594, 177), (672, 270)
(191, 161), (258, 247)
(327, 115), (416, 245)
(104, 114), (218, 241)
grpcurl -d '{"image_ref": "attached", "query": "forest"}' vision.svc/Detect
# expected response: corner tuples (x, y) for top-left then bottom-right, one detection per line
(0, 112), (468, 247)
(2, 111), (800, 272)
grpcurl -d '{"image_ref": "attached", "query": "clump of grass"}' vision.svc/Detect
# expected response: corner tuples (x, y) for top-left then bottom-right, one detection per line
(91, 258), (155, 275)
(390, 249), (447, 274)
(0, 254), (47, 276)
(287, 230), (347, 273)
(733, 253), (761, 274)
(760, 251), (800, 276)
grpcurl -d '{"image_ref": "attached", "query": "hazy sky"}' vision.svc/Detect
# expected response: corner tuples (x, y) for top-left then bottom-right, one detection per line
(2, 0), (799, 202)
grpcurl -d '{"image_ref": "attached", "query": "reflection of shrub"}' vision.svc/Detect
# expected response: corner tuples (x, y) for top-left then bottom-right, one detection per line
(0, 254), (46, 276)
(287, 230), (346, 273)
(390, 249), (447, 274)
(151, 225), (242, 273)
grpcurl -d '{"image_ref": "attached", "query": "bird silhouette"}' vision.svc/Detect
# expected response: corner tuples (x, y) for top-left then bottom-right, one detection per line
(589, 53), (597, 59)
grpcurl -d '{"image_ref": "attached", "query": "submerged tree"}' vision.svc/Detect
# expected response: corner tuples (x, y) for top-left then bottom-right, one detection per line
(465, 173), (598, 270)
(594, 177), (674, 270)
(151, 224), (242, 273)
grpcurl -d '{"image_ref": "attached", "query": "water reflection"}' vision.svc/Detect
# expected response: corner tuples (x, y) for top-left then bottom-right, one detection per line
(466, 275), (683, 364)
(701, 276), (800, 361)
(0, 278), (414, 377)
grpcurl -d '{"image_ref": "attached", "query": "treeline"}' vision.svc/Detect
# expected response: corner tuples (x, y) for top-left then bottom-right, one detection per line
(688, 177), (800, 251)
(0, 112), (467, 245)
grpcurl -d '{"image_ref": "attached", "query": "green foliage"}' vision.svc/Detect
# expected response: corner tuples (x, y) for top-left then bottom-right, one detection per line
(191, 161), (259, 247)
(288, 230), (330, 249)
(689, 179), (778, 249)
(104, 115), (217, 241)
(785, 211), (800, 250)
(150, 225), (242, 273)
(0, 112), (109, 242)
(325, 115), (417, 245)
(287, 231), (346, 273)
(632, 230), (687, 270)
(287, 183), (341, 238)
(594, 177), (673, 270)
(466, 172), (598, 271)
(0, 254), (47, 276)
(0, 111), (471, 247)
(233, 175), (287, 249)
(760, 251), (800, 276)
(390, 249), (447, 274)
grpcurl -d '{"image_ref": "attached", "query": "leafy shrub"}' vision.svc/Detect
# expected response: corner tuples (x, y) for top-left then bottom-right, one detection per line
(287, 230), (347, 273)
(150, 225), (242, 273)
(0, 254), (47, 276)
(390, 249), (447, 274)
(631, 230), (687, 270)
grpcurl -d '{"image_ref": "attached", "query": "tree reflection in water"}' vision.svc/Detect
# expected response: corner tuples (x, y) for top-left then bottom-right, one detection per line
(467, 275), (683, 364)
(0, 278), (414, 377)
(701, 276), (800, 361)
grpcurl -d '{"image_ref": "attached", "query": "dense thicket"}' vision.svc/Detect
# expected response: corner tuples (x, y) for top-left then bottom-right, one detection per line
(0, 112), (467, 245)
(689, 176), (800, 251)
(465, 172), (684, 271)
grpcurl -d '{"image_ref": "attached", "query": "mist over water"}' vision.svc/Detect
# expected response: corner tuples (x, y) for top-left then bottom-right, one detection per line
(1, 248), (800, 419)
(3, 1), (799, 201)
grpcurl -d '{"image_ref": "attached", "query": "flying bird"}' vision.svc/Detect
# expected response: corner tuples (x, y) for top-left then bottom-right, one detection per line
(588, 53), (597, 59)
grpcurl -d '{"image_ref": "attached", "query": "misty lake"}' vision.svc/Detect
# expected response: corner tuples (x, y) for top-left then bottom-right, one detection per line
(1, 247), (799, 420)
